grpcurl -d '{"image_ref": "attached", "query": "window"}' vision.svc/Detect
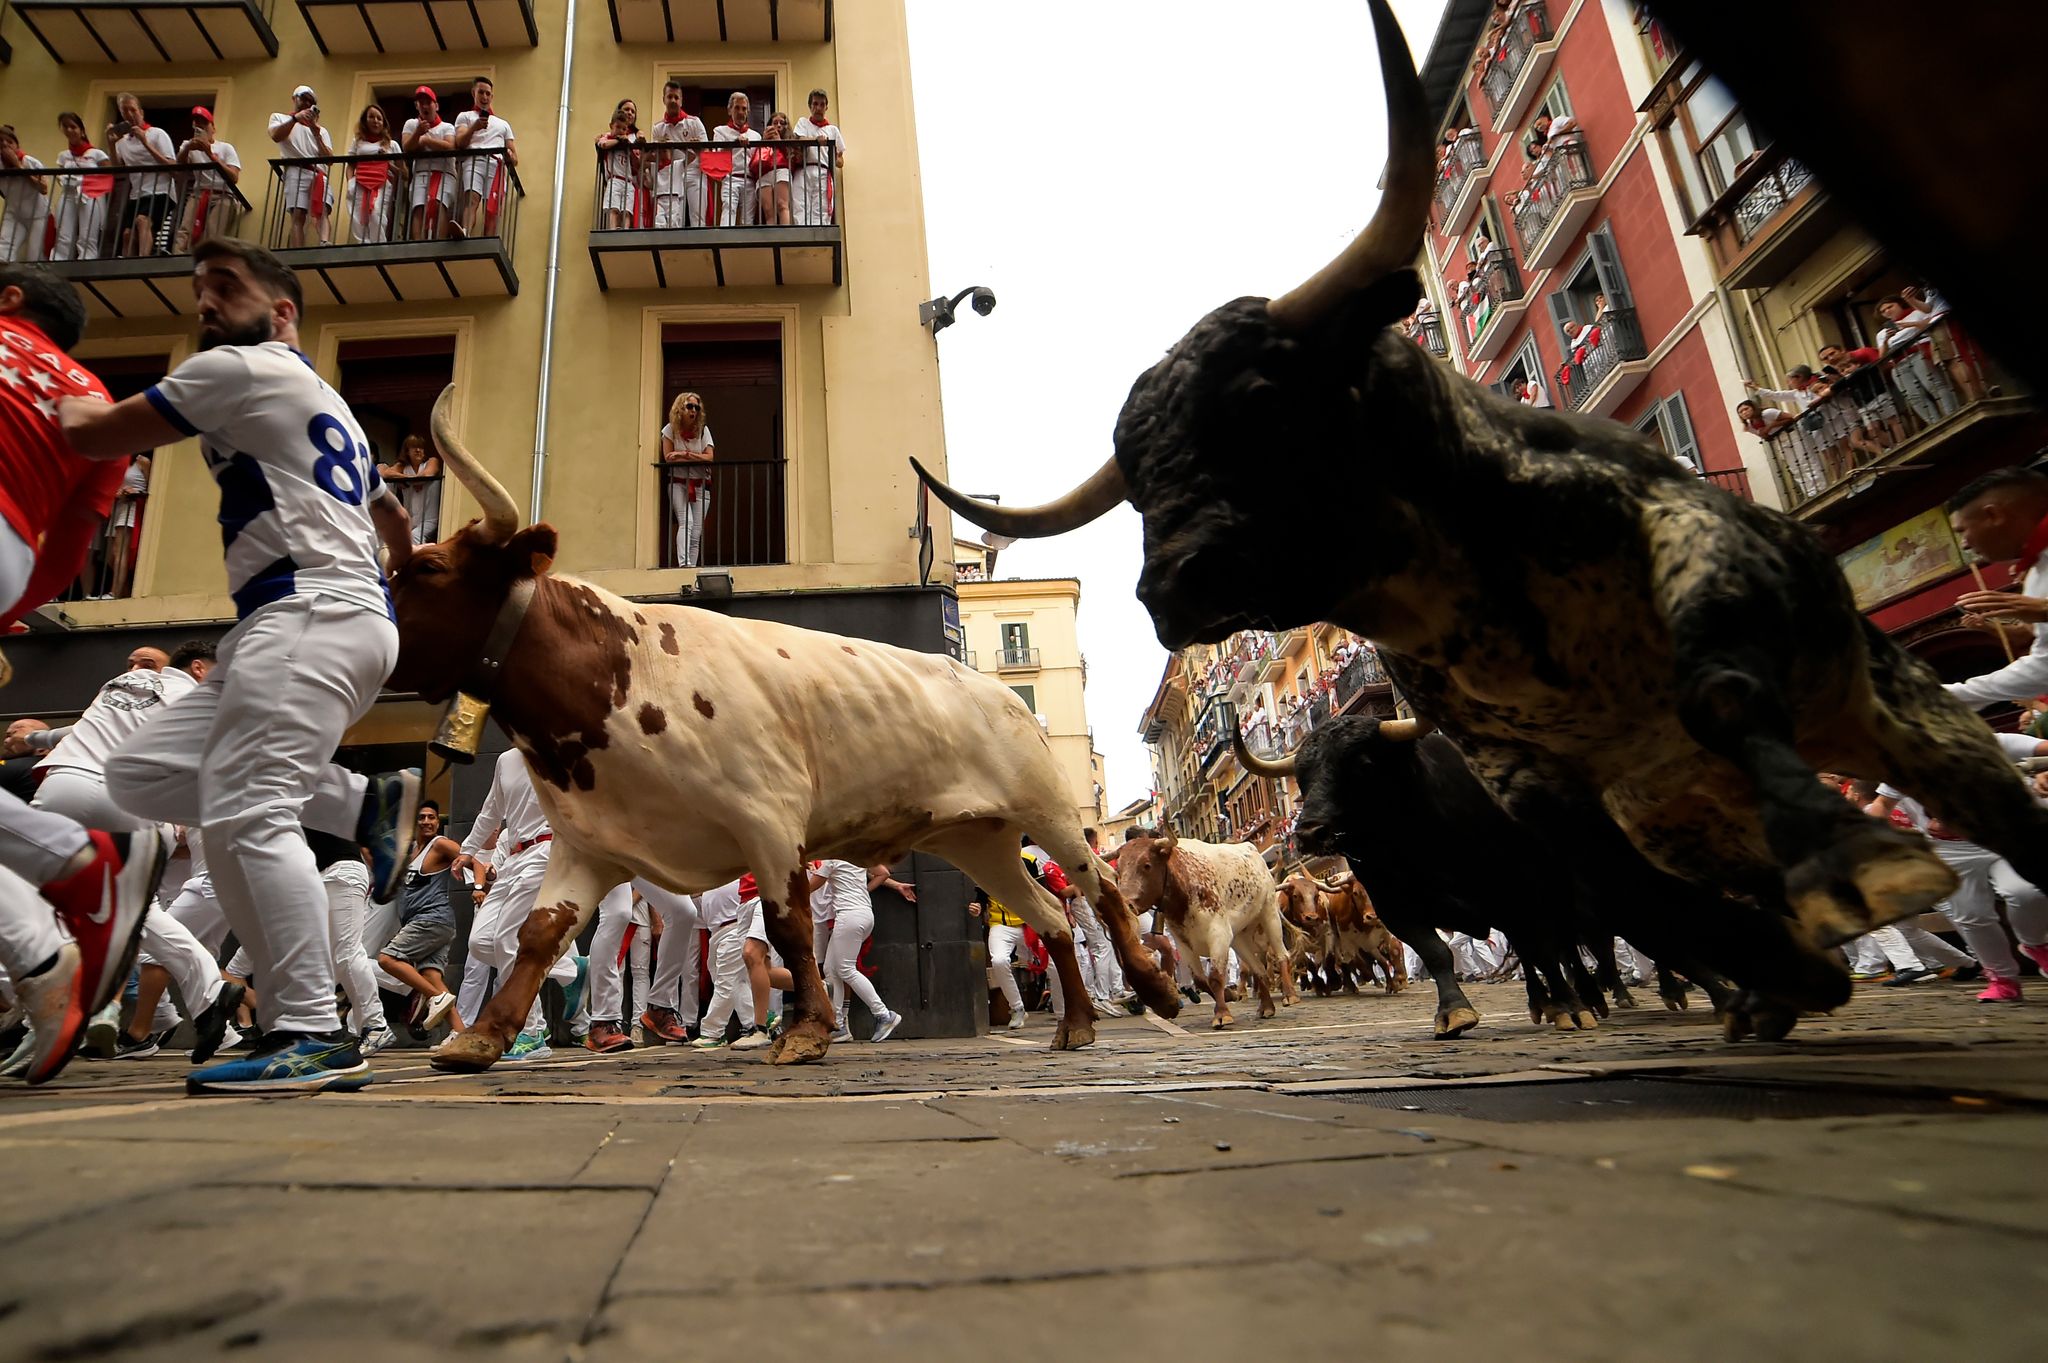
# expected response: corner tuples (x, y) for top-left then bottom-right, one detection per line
(1638, 394), (1702, 473)
(69, 354), (171, 602)
(1010, 685), (1036, 712)
(108, 91), (219, 149)
(1634, 4), (1679, 77)
(667, 77), (775, 134)
(1679, 75), (1758, 198)
(1534, 78), (1573, 124)
(659, 321), (786, 568)
(1546, 225), (1636, 340)
(1002, 622), (1030, 653)
(338, 337), (456, 546)
(373, 81), (477, 146)
(1492, 335), (1549, 407)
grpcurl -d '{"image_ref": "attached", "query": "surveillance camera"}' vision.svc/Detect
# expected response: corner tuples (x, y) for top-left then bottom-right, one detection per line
(969, 287), (997, 317)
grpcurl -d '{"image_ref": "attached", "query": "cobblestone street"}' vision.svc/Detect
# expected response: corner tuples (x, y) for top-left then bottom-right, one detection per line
(3, 979), (2044, 1361)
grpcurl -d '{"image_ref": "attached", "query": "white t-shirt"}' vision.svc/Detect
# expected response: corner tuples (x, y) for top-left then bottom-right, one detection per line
(59, 145), (112, 180)
(1, 156), (44, 216)
(113, 125), (176, 198)
(648, 115), (706, 195)
(660, 422), (713, 476)
(711, 123), (760, 180)
(811, 859), (868, 924)
(1995, 732), (2044, 761)
(792, 116), (845, 168)
(459, 747), (550, 858)
(456, 110), (512, 153)
(36, 665), (196, 778)
(1877, 311), (1936, 357)
(697, 878), (752, 928)
(183, 141), (240, 191)
(267, 113), (333, 162)
(1874, 784), (1928, 830)
(143, 342), (393, 622)
(404, 118), (457, 178)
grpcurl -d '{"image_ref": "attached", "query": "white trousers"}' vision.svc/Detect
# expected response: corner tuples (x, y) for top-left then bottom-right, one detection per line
(653, 172), (707, 228)
(1930, 840), (2048, 981)
(637, 882), (699, 1017)
(823, 905), (886, 1024)
(988, 921), (1063, 1017)
(588, 883), (636, 1022)
(716, 175), (755, 226)
(104, 596), (396, 1035)
(347, 183), (392, 243)
(1072, 897), (1125, 999)
(668, 481), (708, 568)
(792, 165), (833, 226)
(456, 841), (575, 1034)
(323, 859), (383, 1032)
(0, 202), (48, 262)
(54, 191), (108, 261)
(699, 915), (755, 1032)
(1855, 922), (1975, 973)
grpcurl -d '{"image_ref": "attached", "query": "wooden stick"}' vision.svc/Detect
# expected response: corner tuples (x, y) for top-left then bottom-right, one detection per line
(1969, 561), (2018, 663)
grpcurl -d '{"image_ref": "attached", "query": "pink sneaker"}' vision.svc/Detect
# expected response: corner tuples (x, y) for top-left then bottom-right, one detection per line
(1977, 973), (2023, 1003)
(2019, 944), (2048, 974)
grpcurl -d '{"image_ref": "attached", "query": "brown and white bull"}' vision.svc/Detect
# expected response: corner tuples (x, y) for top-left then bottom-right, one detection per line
(1278, 870), (1404, 996)
(1115, 833), (1296, 1027)
(388, 389), (1179, 1070)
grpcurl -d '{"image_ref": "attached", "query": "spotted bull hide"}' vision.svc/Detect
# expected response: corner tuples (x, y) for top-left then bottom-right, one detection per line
(1116, 833), (1296, 1028)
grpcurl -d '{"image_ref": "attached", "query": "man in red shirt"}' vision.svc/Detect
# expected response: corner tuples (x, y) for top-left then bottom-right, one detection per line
(0, 263), (166, 1085)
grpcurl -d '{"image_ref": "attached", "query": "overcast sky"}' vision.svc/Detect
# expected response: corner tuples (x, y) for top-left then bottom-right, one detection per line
(906, 0), (1450, 810)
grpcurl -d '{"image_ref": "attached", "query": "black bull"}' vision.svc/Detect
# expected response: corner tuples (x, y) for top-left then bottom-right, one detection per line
(915, 0), (2048, 1037)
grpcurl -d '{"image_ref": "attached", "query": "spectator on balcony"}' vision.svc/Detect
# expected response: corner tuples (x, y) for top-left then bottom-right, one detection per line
(453, 77), (517, 241)
(661, 391), (715, 568)
(97, 455), (148, 600)
(52, 113), (112, 263)
(1876, 294), (1955, 427)
(1744, 365), (1821, 413)
(109, 95), (178, 258)
(1735, 398), (1791, 438)
(708, 93), (761, 227)
(750, 112), (794, 227)
(173, 109), (239, 253)
(793, 88), (845, 227)
(347, 106), (400, 245)
(403, 86), (458, 242)
(377, 434), (441, 545)
(596, 105), (644, 231)
(268, 85), (334, 250)
(0, 127), (49, 264)
(648, 82), (708, 229)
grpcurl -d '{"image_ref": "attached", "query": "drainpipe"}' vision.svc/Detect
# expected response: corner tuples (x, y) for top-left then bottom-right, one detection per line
(530, 0), (579, 521)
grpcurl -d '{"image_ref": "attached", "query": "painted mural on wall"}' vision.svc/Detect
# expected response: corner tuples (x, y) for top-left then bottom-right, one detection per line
(1839, 507), (1966, 611)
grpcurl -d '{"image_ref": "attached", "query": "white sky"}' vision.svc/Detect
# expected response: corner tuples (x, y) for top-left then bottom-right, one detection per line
(906, 0), (1450, 810)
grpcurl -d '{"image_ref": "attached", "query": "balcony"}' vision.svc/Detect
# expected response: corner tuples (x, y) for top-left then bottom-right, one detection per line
(1433, 128), (1488, 234)
(996, 647), (1040, 671)
(605, 0), (828, 42)
(1703, 467), (1754, 501)
(19, 164), (252, 320)
(587, 142), (842, 291)
(295, 0), (534, 53)
(258, 150), (522, 304)
(12, 0), (276, 61)
(1556, 307), (1650, 416)
(1193, 699), (1230, 771)
(1407, 312), (1449, 358)
(1334, 648), (1392, 711)
(1478, 1), (1557, 131)
(654, 460), (787, 568)
(961, 650), (978, 670)
(1692, 147), (1844, 292)
(1755, 320), (2034, 520)
(1456, 247), (1527, 363)
(1512, 135), (1598, 270)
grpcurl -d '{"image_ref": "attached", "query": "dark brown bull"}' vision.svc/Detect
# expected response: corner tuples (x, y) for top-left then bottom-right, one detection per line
(913, 0), (2048, 1040)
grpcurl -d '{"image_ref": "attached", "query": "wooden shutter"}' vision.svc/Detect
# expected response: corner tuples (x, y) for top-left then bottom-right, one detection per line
(1546, 290), (1578, 346)
(1587, 226), (1636, 310)
(1661, 393), (1701, 471)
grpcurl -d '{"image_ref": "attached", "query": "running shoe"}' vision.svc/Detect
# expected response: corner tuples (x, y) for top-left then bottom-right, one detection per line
(641, 1005), (690, 1044)
(185, 1031), (371, 1096)
(83, 1000), (121, 1058)
(1849, 969), (1894, 983)
(870, 1008), (903, 1043)
(357, 1023), (398, 1058)
(1880, 966), (1934, 987)
(830, 1022), (853, 1043)
(357, 770), (423, 901)
(112, 1031), (162, 1060)
(43, 828), (165, 1016)
(16, 945), (85, 1085)
(1006, 1013), (1026, 1031)
(762, 1010), (780, 1035)
(2021, 944), (2048, 974)
(420, 991), (457, 1032)
(500, 1030), (552, 1062)
(730, 1027), (772, 1051)
(687, 1029), (728, 1050)
(585, 1021), (632, 1053)
(190, 980), (246, 1065)
(1977, 974), (2024, 1004)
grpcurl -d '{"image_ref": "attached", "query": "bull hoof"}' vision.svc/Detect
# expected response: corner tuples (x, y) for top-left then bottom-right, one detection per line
(1541, 1003), (1592, 1032)
(1788, 824), (1958, 949)
(1612, 987), (1639, 1010)
(1258, 999), (1277, 1019)
(1132, 972), (1183, 1020)
(1051, 1015), (1096, 1051)
(1211, 1009), (1234, 1030)
(429, 1031), (505, 1072)
(1572, 1009), (1600, 1030)
(1433, 1006), (1480, 1040)
(767, 1019), (832, 1066)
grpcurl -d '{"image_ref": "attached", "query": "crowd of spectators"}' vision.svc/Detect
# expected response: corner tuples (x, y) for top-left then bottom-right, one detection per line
(594, 82), (845, 232)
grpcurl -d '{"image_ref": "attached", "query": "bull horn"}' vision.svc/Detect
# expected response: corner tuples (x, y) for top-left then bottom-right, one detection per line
(1266, 0), (1433, 333)
(1230, 721), (1297, 779)
(431, 385), (519, 546)
(909, 455), (1127, 541)
(1378, 716), (1434, 742)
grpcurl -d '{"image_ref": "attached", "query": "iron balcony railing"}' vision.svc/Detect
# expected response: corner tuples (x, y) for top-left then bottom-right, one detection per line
(1335, 649), (1390, 708)
(1703, 468), (1753, 500)
(259, 148), (523, 253)
(1511, 134), (1595, 257)
(653, 459), (788, 568)
(590, 137), (840, 232)
(1479, 1), (1552, 122)
(962, 650), (979, 669)
(1733, 156), (1816, 246)
(0, 162), (251, 263)
(997, 646), (1041, 669)
(1433, 128), (1486, 228)
(1409, 312), (1449, 356)
(1194, 699), (1231, 766)
(1556, 307), (1649, 411)
(1753, 317), (2009, 511)
(1454, 247), (1524, 351)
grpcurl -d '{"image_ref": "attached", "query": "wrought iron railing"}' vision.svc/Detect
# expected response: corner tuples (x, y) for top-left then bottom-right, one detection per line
(1335, 649), (1390, 707)
(1409, 312), (1449, 356)
(997, 647), (1040, 669)
(0, 162), (251, 263)
(1454, 248), (1523, 350)
(590, 137), (841, 232)
(1703, 468), (1753, 500)
(260, 148), (522, 253)
(1512, 134), (1595, 256)
(1733, 156), (1815, 246)
(1556, 307), (1649, 410)
(1479, 1), (1553, 121)
(653, 458), (788, 568)
(1433, 129), (1486, 228)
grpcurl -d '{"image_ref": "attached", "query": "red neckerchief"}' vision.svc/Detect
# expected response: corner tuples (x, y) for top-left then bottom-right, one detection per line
(810, 117), (830, 128)
(2019, 511), (2048, 569)
(68, 138), (93, 155)
(130, 120), (152, 132)
(729, 118), (750, 134)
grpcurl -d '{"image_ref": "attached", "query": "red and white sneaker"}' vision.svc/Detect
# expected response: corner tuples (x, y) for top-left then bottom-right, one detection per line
(16, 944), (87, 1085)
(41, 828), (166, 1015)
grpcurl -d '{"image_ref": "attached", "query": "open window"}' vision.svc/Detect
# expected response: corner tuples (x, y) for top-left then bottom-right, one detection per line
(372, 80), (477, 140)
(337, 336), (456, 545)
(1637, 393), (1702, 473)
(1492, 335), (1549, 407)
(667, 75), (775, 132)
(1676, 74), (1759, 200)
(69, 353), (171, 602)
(658, 321), (786, 569)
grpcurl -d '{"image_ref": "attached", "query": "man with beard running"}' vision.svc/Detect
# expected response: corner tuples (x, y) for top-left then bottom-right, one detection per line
(57, 239), (420, 1095)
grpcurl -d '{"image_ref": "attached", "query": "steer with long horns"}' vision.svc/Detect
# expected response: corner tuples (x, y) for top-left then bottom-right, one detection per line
(388, 389), (1180, 1070)
(918, 0), (2048, 1038)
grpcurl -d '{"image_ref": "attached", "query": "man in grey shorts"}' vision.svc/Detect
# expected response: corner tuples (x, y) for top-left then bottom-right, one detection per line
(375, 800), (461, 1031)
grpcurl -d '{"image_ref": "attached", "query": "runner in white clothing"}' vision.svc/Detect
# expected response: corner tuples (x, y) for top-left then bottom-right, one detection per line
(791, 89), (845, 227)
(452, 77), (517, 239)
(646, 81), (708, 228)
(811, 858), (903, 1043)
(58, 239), (423, 1096)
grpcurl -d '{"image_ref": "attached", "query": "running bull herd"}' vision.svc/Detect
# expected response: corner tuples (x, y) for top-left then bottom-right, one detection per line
(393, 0), (2048, 1069)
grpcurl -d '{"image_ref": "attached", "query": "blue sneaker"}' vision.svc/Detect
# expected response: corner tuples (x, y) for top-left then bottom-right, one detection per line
(501, 1030), (553, 1062)
(357, 770), (423, 901)
(186, 1031), (371, 1096)
(545, 956), (590, 1044)
(871, 1008), (903, 1043)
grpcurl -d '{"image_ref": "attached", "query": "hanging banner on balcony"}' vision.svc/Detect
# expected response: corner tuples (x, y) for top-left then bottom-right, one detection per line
(1837, 507), (1966, 611)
